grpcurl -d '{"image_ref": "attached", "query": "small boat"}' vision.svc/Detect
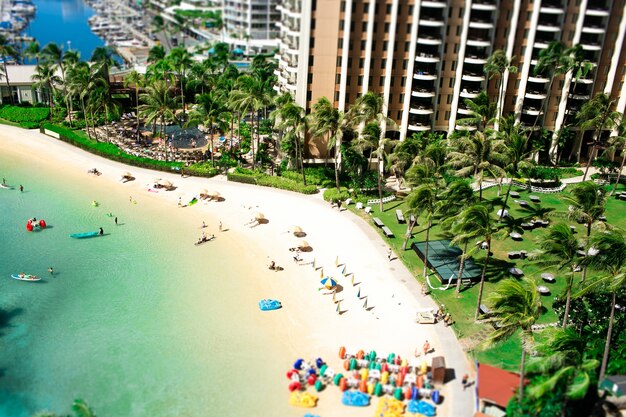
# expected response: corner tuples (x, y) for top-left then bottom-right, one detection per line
(0, 183), (14, 189)
(288, 391), (318, 408)
(70, 231), (100, 239)
(341, 391), (370, 407)
(11, 273), (41, 282)
(259, 299), (282, 311)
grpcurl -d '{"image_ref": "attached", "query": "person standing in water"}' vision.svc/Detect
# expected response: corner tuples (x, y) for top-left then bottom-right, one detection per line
(114, 217), (118, 225)
(48, 267), (54, 275)
(99, 227), (104, 235)
(19, 185), (23, 192)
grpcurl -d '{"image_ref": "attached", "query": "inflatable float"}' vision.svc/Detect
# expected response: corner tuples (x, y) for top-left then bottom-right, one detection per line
(11, 273), (41, 282)
(26, 219), (47, 231)
(288, 392), (318, 408)
(406, 400), (436, 416)
(341, 390), (370, 407)
(259, 299), (282, 311)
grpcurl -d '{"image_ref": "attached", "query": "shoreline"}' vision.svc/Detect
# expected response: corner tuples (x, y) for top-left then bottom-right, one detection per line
(0, 125), (475, 416)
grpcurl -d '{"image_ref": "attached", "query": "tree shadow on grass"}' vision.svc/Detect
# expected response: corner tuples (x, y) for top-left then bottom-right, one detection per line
(483, 257), (518, 283)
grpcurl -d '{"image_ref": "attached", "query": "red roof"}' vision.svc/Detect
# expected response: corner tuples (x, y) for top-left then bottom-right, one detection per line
(477, 363), (522, 408)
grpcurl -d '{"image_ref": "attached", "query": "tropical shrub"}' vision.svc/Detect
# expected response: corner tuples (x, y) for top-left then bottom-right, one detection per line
(185, 162), (219, 177)
(0, 105), (49, 126)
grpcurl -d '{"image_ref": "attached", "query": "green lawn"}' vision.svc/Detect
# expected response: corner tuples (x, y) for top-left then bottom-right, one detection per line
(351, 181), (626, 371)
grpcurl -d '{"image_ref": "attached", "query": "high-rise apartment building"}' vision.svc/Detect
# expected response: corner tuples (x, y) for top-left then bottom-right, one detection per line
(274, 0), (626, 160)
(223, 0), (280, 54)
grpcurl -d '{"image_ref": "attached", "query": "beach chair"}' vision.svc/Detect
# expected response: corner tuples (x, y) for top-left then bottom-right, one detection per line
(344, 198), (352, 206)
(364, 206), (372, 214)
(355, 202), (364, 210)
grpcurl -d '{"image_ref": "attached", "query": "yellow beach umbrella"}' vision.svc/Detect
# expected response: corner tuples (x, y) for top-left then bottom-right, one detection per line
(254, 212), (265, 220)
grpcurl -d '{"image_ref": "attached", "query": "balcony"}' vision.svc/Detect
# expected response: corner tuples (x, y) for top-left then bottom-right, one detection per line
(455, 125), (477, 131)
(467, 38), (491, 47)
(527, 75), (550, 84)
(417, 36), (443, 45)
(421, 1), (446, 8)
(465, 55), (487, 64)
(415, 53), (440, 63)
(410, 106), (435, 115)
(408, 123), (432, 132)
(572, 76), (594, 84)
(412, 89), (436, 98)
(457, 105), (473, 115)
(582, 43), (602, 51)
(540, 6), (564, 14)
(537, 24), (560, 32)
(460, 89), (481, 98)
(469, 20), (494, 30)
(472, 2), (497, 11)
(419, 18), (444, 27)
(522, 107), (544, 116)
(586, 7), (609, 17)
(413, 71), (437, 81)
(534, 42), (549, 49)
(525, 90), (547, 100)
(582, 26), (605, 34)
(462, 73), (486, 82)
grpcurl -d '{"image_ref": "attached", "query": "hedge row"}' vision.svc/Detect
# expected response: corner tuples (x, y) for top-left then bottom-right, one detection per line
(41, 124), (218, 178)
(227, 171), (318, 194)
(0, 105), (50, 129)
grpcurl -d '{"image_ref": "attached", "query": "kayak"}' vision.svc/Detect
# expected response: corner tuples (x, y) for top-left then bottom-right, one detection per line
(11, 274), (41, 282)
(70, 231), (100, 239)
(0, 183), (14, 189)
(259, 299), (282, 311)
(188, 197), (198, 206)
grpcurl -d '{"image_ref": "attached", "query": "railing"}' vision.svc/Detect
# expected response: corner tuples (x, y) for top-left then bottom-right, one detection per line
(367, 195), (397, 205)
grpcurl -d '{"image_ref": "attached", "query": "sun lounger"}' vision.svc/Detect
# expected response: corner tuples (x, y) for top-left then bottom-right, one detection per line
(373, 217), (384, 227)
(344, 198), (352, 206)
(356, 202), (364, 210)
(364, 206), (372, 214)
(382, 226), (394, 238)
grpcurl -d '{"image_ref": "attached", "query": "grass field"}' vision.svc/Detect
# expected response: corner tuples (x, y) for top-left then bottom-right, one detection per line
(351, 180), (626, 371)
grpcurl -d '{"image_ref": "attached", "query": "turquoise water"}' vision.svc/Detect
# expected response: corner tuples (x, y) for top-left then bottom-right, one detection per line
(0, 153), (289, 416)
(26, 0), (104, 60)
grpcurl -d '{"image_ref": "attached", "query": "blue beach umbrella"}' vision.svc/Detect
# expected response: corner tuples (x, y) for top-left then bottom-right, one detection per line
(233, 48), (244, 54)
(320, 277), (337, 289)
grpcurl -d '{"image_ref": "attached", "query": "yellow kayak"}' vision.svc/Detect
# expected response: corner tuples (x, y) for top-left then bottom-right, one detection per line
(289, 392), (318, 408)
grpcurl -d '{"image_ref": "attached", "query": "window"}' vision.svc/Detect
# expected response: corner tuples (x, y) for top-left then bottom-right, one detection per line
(351, 21), (355, 32)
(385, 23), (390, 33)
(398, 111), (402, 119)
(358, 76), (363, 86)
(336, 57), (341, 67)
(369, 76), (373, 86)
(364, 3), (369, 13)
(403, 60), (408, 69)
(349, 40), (354, 49)
(335, 91), (340, 101)
(308, 74), (313, 84)
(447, 95), (453, 104)
(449, 78), (454, 87)
(346, 75), (351, 86)
(310, 37), (315, 48)
(459, 8), (464, 18)
(524, 29), (529, 37)
(401, 76), (406, 86)
(553, 112), (558, 121)
(446, 26), (450, 36)
(451, 61), (457, 71)
(456, 26), (461, 36)
(383, 42), (388, 51)
(372, 41), (377, 50)
(408, 5), (413, 15)
(405, 41), (410, 52)
(379, 77), (384, 86)
(359, 58), (364, 68)
(311, 19), (316, 29)
(362, 22), (367, 32)
(309, 56), (315, 66)
(373, 23), (378, 34)
(445, 111), (450, 120)
(515, 79), (520, 88)
(454, 43), (459, 53)
(386, 4), (391, 13)
(307, 91), (312, 102)
(381, 59), (386, 69)
(338, 38), (343, 48)
(336, 74), (341, 84)
(390, 77), (394, 87)
(399, 93), (404, 103)
(348, 58), (352, 68)
(340, 20), (344, 30)
(361, 40), (366, 50)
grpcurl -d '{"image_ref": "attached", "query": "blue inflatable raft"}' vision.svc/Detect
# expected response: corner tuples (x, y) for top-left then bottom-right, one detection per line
(258, 299), (282, 311)
(407, 400), (436, 416)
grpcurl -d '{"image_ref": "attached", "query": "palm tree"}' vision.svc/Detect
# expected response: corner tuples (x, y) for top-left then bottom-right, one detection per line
(406, 184), (437, 282)
(484, 277), (542, 404)
(31, 62), (61, 112)
(347, 91), (398, 211)
(90, 46), (119, 88)
(497, 115), (534, 219)
(274, 101), (308, 185)
(139, 80), (179, 158)
(577, 229), (626, 382)
(41, 43), (74, 126)
(308, 96), (345, 190)
(147, 45), (165, 64)
(167, 47), (193, 118)
(533, 223), (582, 327)
(439, 179), (477, 293)
(606, 118), (626, 195)
(484, 50), (517, 122)
(23, 41), (40, 64)
(564, 181), (607, 240)
(526, 327), (599, 406)
(66, 61), (96, 139)
(447, 130), (507, 200)
(456, 91), (497, 132)
(124, 70), (145, 141)
(0, 35), (18, 104)
(186, 91), (226, 166)
(575, 93), (621, 181)
(533, 41), (569, 131)
(453, 203), (505, 320)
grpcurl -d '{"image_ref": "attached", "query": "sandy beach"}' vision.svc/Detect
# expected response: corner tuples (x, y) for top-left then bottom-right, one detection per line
(0, 125), (474, 416)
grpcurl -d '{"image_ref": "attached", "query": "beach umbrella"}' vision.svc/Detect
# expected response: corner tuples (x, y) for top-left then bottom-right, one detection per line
(297, 240), (311, 250)
(199, 188), (208, 196)
(291, 225), (303, 233)
(157, 179), (173, 187)
(321, 277), (337, 289)
(208, 191), (221, 198)
(254, 212), (265, 220)
(122, 172), (133, 178)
